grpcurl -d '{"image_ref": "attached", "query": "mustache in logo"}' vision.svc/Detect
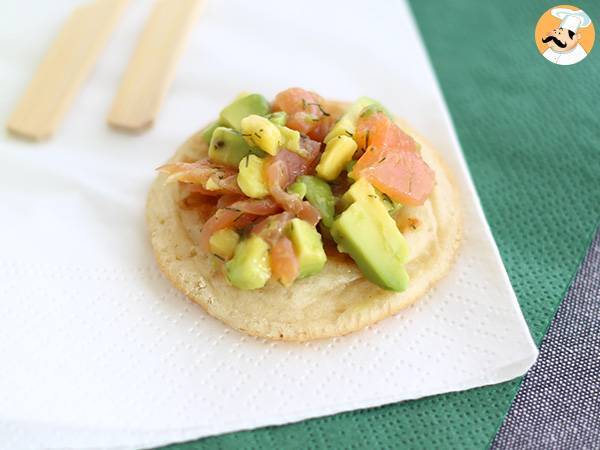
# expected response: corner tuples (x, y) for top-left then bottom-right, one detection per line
(542, 35), (567, 48)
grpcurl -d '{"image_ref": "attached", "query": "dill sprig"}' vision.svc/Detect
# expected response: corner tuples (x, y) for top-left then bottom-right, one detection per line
(306, 102), (330, 116)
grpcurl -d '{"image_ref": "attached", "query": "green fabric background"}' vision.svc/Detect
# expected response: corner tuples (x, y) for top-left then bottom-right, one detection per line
(162, 1), (600, 448)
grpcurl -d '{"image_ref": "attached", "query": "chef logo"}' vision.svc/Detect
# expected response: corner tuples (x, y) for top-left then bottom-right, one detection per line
(535, 5), (595, 65)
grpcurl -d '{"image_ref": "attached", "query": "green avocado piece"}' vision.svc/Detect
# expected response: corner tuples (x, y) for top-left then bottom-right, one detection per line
(287, 181), (307, 199)
(267, 111), (287, 126)
(209, 228), (240, 260)
(225, 235), (271, 290)
(357, 103), (392, 120)
(296, 175), (335, 227)
(341, 177), (401, 216)
(240, 115), (281, 155)
(316, 135), (358, 181)
(208, 127), (252, 167)
(286, 218), (327, 279)
(340, 177), (378, 210)
(278, 126), (303, 155)
(220, 94), (270, 131)
(201, 120), (222, 143)
(330, 195), (409, 291)
(324, 96), (381, 143)
(345, 159), (357, 177)
(238, 154), (269, 198)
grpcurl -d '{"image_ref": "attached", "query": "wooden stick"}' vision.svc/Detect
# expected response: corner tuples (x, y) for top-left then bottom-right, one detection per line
(6, 0), (129, 141)
(107, 0), (202, 132)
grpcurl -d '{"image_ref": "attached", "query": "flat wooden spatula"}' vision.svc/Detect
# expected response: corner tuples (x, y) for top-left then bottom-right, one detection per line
(6, 0), (129, 140)
(107, 0), (202, 132)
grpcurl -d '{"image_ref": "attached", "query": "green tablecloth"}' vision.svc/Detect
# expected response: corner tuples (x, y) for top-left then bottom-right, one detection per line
(166, 1), (600, 448)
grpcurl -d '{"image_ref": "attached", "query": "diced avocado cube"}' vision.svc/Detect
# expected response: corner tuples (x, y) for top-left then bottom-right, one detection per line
(240, 115), (282, 155)
(225, 235), (271, 290)
(238, 155), (269, 199)
(287, 181), (307, 199)
(201, 120), (222, 143)
(209, 228), (240, 260)
(267, 111), (287, 126)
(341, 178), (401, 216)
(316, 135), (358, 181)
(345, 159), (357, 179)
(340, 177), (378, 209)
(296, 175), (335, 227)
(330, 196), (409, 291)
(357, 103), (392, 120)
(286, 218), (327, 279)
(208, 126), (252, 167)
(278, 126), (303, 155)
(219, 93), (270, 131)
(324, 96), (380, 143)
(204, 177), (220, 191)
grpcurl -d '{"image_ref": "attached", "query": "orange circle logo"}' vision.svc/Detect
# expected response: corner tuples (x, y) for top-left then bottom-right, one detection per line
(535, 5), (595, 65)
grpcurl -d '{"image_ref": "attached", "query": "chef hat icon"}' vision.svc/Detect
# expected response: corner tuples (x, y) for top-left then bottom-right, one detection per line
(551, 8), (592, 33)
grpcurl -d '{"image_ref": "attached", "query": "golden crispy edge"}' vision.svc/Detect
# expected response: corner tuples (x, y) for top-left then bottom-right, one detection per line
(146, 102), (462, 341)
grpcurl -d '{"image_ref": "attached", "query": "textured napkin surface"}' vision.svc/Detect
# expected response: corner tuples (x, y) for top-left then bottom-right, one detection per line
(164, 1), (600, 449)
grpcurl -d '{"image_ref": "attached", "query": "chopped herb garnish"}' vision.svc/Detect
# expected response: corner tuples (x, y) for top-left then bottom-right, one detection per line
(213, 253), (225, 261)
(378, 156), (386, 163)
(241, 133), (252, 137)
(368, 194), (378, 199)
(345, 130), (353, 137)
(407, 217), (419, 230)
(237, 223), (253, 236)
(254, 132), (261, 138)
(245, 155), (250, 167)
(306, 102), (330, 116)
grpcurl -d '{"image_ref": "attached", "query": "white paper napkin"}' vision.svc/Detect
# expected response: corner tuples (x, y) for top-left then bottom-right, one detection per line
(0, 0), (538, 448)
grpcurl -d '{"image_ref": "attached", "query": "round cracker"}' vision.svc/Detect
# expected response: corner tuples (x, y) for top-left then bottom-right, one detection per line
(146, 101), (462, 341)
